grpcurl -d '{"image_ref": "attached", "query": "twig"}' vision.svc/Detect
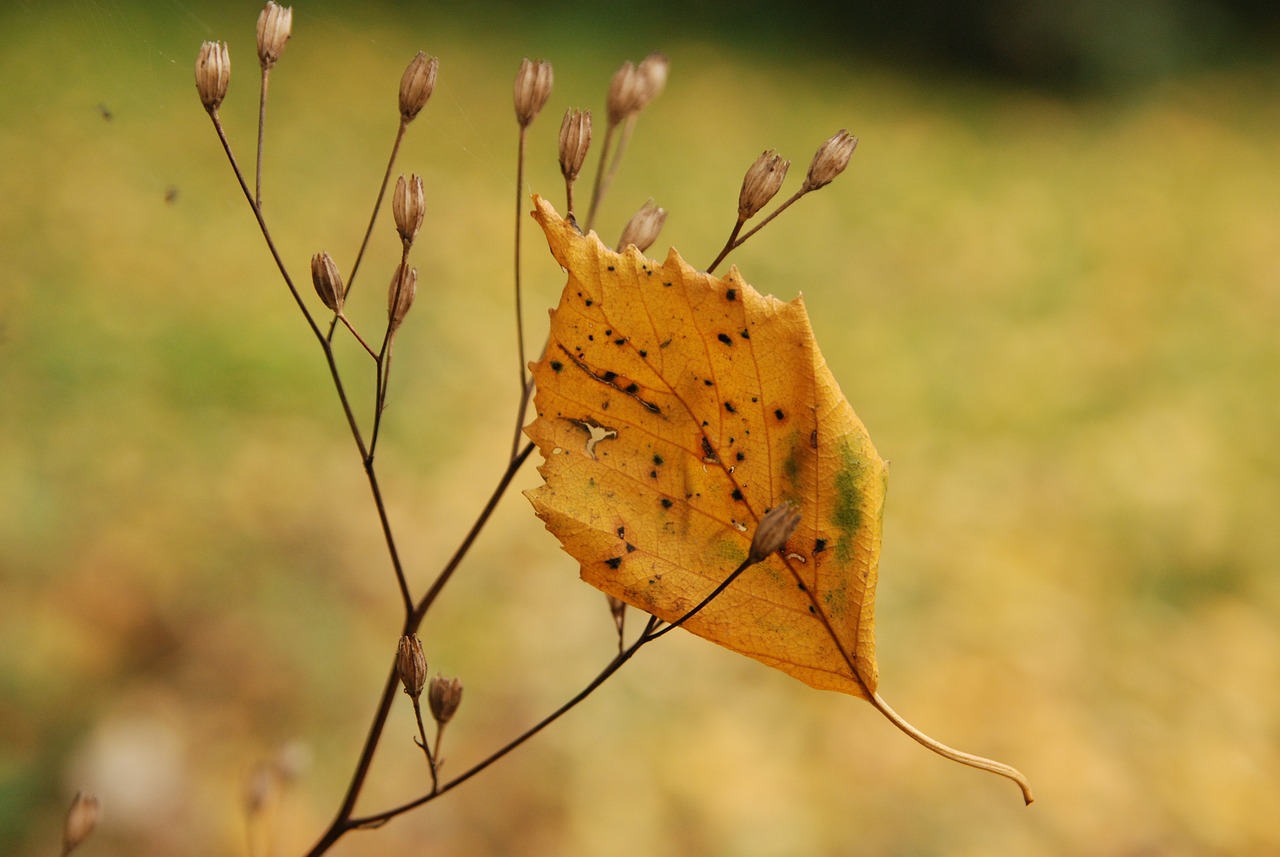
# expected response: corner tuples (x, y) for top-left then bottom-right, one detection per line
(510, 125), (531, 461)
(302, 442), (538, 856)
(707, 189), (805, 274)
(411, 697), (440, 793)
(345, 616), (661, 831)
(206, 109), (415, 617)
(255, 67), (269, 208)
(327, 120), (409, 343)
(584, 120), (617, 232)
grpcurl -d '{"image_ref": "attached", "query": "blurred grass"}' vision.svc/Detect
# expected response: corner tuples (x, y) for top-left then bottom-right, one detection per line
(3, 2), (1280, 856)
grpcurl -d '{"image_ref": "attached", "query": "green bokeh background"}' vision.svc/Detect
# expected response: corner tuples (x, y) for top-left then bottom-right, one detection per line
(3, 1), (1279, 855)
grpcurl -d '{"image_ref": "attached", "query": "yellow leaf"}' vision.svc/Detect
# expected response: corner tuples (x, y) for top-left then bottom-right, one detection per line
(525, 196), (1033, 803)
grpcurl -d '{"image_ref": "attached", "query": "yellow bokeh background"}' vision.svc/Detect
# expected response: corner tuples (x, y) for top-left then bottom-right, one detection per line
(3, 2), (1279, 855)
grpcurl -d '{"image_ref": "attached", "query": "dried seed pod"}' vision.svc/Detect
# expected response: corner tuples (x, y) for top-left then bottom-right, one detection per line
(738, 149), (790, 220)
(387, 264), (418, 332)
(748, 502), (802, 564)
(195, 41), (230, 111)
(803, 130), (858, 192)
(428, 675), (463, 725)
(616, 199), (667, 253)
(396, 635), (427, 699)
(62, 791), (100, 857)
(310, 252), (344, 314)
(513, 58), (554, 127)
(558, 108), (592, 182)
(256, 2), (292, 70)
(392, 174), (426, 243)
(606, 61), (644, 125)
(399, 52), (439, 123)
(635, 52), (669, 109)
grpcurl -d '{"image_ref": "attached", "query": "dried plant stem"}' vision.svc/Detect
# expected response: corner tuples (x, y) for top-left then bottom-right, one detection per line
(337, 314), (378, 359)
(705, 218), (745, 275)
(707, 188), (807, 274)
(342, 615), (662, 835)
(410, 698), (440, 793)
(431, 723), (447, 779)
(371, 246), (413, 457)
(413, 441), (535, 621)
(206, 109), (415, 617)
(327, 120), (409, 342)
(608, 116), (638, 191)
(341, 550), (784, 837)
(510, 126), (531, 462)
(208, 111), (321, 339)
(588, 116), (637, 232)
(304, 442), (537, 856)
(360, 455), (413, 615)
(256, 67), (269, 208)
(584, 120), (617, 231)
(870, 691), (1036, 805)
(644, 555), (756, 642)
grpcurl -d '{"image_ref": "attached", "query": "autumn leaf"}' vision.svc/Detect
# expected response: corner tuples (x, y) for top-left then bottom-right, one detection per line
(524, 195), (1033, 803)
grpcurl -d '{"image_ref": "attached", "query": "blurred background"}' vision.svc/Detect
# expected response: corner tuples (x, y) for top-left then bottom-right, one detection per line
(3, 0), (1279, 854)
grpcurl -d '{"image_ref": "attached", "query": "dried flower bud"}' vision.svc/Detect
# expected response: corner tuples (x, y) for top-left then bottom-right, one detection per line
(748, 502), (802, 564)
(387, 264), (418, 332)
(513, 58), (554, 127)
(428, 675), (463, 725)
(310, 252), (344, 314)
(606, 61), (644, 125)
(256, 2), (292, 70)
(62, 791), (100, 856)
(396, 635), (427, 698)
(399, 52), (439, 123)
(636, 52), (669, 108)
(803, 130), (858, 192)
(392, 174), (425, 243)
(558, 109), (591, 181)
(738, 149), (790, 220)
(616, 199), (667, 253)
(195, 41), (230, 111)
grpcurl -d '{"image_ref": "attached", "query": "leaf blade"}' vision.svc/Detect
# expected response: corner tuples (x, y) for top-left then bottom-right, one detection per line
(525, 195), (887, 699)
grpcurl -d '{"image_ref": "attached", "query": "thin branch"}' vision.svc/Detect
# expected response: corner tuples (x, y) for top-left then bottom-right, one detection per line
(327, 120), (409, 343)
(207, 110), (414, 616)
(410, 697), (440, 794)
(349, 616), (661, 830)
(705, 218), (745, 275)
(643, 555), (756, 642)
(362, 457), (414, 616)
(584, 120), (617, 232)
(510, 126), (531, 461)
(255, 67), (270, 209)
(586, 114), (636, 233)
(337, 314), (378, 359)
(208, 111), (323, 341)
(302, 659), (400, 857)
(413, 441), (535, 622)
(352, 549), (769, 831)
(301, 441), (539, 857)
(707, 188), (807, 273)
